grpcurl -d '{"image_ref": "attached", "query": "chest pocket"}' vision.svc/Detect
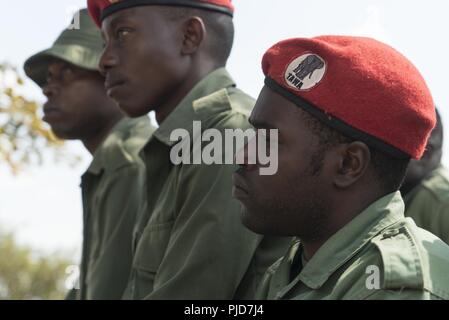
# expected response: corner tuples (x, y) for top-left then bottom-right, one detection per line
(133, 220), (174, 273)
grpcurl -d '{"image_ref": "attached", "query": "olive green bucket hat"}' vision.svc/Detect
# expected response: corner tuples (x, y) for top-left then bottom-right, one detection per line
(24, 8), (103, 87)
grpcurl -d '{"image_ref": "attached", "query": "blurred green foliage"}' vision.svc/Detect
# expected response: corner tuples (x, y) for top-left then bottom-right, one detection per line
(0, 230), (74, 300)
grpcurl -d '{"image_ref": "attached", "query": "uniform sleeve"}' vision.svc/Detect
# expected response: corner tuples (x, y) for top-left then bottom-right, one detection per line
(143, 163), (262, 299)
(86, 164), (145, 299)
(361, 288), (436, 300)
(405, 187), (449, 245)
(432, 203), (449, 245)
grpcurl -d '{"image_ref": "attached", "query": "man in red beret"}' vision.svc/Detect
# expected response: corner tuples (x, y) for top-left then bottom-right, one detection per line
(87, 0), (290, 299)
(233, 35), (449, 299)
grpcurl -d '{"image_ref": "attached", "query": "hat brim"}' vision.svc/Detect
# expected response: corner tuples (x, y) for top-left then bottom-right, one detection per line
(24, 44), (102, 87)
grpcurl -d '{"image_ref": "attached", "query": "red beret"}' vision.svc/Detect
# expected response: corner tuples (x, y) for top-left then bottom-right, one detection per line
(88, 0), (234, 27)
(262, 36), (436, 160)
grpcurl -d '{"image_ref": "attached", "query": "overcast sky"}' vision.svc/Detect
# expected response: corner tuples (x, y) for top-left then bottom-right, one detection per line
(1, 0), (448, 260)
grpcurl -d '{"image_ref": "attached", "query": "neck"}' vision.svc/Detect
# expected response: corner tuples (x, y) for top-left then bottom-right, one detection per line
(300, 189), (385, 261)
(155, 63), (220, 125)
(82, 113), (124, 154)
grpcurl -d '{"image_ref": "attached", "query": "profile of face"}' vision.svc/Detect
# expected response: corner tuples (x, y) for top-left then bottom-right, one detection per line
(100, 7), (191, 117)
(402, 119), (443, 192)
(232, 86), (334, 237)
(42, 59), (117, 140)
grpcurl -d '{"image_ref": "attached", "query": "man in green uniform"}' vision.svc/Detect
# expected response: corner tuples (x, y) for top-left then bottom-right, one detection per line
(233, 36), (449, 299)
(24, 9), (154, 299)
(401, 110), (449, 244)
(88, 0), (291, 299)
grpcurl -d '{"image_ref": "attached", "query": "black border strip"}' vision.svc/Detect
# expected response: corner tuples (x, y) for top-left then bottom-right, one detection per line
(265, 77), (410, 159)
(101, 0), (234, 21)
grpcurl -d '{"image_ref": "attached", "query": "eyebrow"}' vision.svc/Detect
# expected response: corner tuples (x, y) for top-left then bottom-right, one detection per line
(47, 61), (69, 72)
(107, 14), (133, 32)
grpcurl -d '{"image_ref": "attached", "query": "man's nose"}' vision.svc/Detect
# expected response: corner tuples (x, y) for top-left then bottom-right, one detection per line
(235, 138), (258, 171)
(99, 45), (118, 76)
(42, 82), (58, 99)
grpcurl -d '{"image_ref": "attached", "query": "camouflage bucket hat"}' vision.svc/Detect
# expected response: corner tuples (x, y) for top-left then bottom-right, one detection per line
(24, 8), (103, 87)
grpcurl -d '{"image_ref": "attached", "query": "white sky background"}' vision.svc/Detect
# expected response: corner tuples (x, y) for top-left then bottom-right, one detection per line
(0, 0), (448, 259)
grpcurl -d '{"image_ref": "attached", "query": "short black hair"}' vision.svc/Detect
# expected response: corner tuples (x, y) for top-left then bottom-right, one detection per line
(300, 110), (410, 192)
(160, 7), (235, 66)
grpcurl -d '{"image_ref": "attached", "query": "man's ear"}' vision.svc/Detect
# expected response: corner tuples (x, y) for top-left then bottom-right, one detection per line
(181, 16), (205, 55)
(333, 141), (371, 188)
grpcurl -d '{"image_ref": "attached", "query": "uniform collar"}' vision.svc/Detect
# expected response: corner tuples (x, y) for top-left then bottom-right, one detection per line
(87, 117), (142, 175)
(277, 191), (405, 296)
(421, 164), (448, 189)
(153, 68), (236, 146)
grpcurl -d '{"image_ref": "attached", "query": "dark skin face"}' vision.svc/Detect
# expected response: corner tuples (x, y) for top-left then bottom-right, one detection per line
(42, 59), (124, 154)
(100, 6), (215, 124)
(401, 122), (443, 195)
(233, 86), (385, 260)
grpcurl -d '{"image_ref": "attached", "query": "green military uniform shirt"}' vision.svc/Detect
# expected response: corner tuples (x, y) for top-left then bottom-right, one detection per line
(256, 192), (449, 300)
(124, 68), (291, 300)
(403, 165), (449, 244)
(77, 116), (155, 300)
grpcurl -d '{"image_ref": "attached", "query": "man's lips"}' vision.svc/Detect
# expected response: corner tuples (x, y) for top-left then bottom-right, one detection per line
(104, 77), (126, 93)
(42, 105), (61, 121)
